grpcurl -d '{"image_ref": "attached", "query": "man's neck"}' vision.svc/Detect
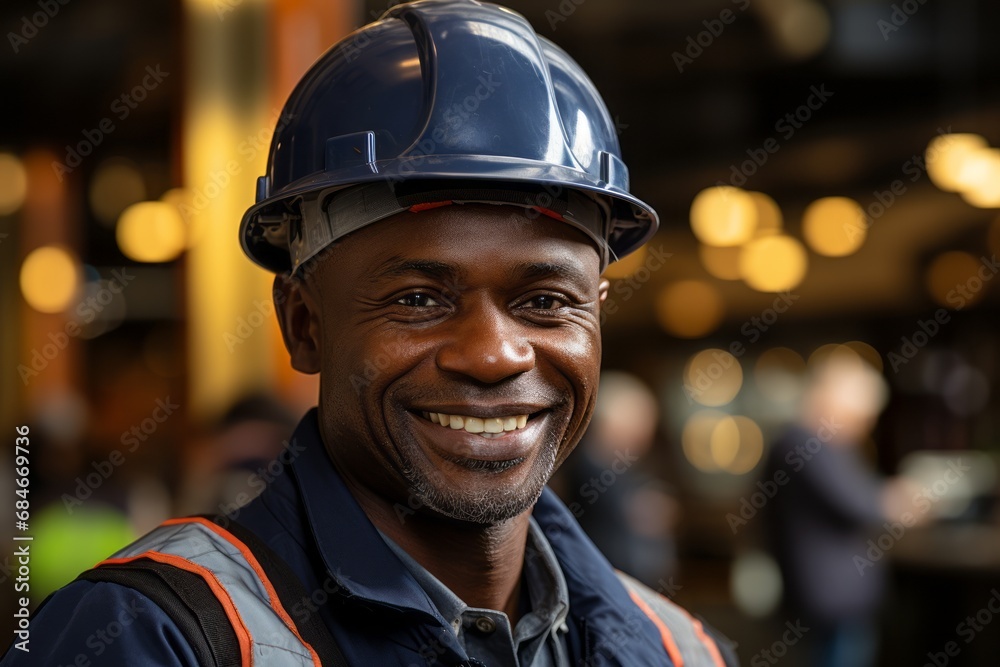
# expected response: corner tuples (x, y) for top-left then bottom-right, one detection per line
(346, 477), (530, 625)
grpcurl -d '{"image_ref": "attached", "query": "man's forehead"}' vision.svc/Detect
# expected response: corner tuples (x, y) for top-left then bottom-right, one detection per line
(366, 255), (596, 288)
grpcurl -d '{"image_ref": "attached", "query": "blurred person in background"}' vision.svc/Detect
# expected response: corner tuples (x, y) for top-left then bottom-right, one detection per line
(763, 350), (920, 667)
(559, 371), (679, 589)
(2, 2), (738, 665)
(176, 393), (297, 517)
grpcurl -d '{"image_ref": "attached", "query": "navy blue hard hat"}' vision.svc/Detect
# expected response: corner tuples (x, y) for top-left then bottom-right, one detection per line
(240, 0), (658, 274)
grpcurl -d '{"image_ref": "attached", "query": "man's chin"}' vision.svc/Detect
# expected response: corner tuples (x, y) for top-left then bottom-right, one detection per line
(405, 469), (549, 526)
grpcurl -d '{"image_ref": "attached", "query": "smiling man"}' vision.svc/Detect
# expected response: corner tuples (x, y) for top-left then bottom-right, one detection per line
(3, 1), (738, 665)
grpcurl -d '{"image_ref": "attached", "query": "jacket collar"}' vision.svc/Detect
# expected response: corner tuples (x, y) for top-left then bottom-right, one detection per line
(288, 408), (672, 665)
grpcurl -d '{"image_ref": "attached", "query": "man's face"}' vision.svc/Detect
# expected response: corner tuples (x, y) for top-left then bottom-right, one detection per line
(285, 205), (608, 525)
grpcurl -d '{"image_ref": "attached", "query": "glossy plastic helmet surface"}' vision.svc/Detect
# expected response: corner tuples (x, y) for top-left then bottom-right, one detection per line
(240, 0), (658, 274)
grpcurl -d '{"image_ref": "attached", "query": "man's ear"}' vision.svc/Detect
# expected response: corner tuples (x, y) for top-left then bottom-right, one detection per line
(598, 278), (610, 305)
(273, 273), (322, 374)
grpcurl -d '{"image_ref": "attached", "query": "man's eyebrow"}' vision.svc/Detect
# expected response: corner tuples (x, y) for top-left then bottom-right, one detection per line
(515, 261), (591, 285)
(369, 258), (460, 283)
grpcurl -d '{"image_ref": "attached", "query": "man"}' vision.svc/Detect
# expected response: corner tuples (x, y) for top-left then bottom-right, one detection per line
(4, 1), (737, 664)
(763, 350), (918, 667)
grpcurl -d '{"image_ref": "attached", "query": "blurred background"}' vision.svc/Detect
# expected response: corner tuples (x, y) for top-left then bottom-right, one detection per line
(2, 0), (1000, 664)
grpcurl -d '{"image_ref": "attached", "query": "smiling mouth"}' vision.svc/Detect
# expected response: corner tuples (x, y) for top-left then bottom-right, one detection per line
(419, 411), (531, 438)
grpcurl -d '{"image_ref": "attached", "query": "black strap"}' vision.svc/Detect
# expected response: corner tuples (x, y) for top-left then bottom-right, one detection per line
(76, 560), (240, 667)
(219, 517), (349, 667)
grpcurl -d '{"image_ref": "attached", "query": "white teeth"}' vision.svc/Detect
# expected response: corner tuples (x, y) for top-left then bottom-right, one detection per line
(421, 411), (531, 435)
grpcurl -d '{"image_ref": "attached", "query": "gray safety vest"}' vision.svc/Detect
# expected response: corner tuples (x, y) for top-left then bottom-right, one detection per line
(89, 517), (729, 666)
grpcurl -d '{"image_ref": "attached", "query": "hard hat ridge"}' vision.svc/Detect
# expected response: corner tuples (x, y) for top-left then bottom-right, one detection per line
(240, 0), (658, 273)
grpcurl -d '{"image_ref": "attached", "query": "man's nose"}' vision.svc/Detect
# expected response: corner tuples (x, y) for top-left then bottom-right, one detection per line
(435, 300), (535, 383)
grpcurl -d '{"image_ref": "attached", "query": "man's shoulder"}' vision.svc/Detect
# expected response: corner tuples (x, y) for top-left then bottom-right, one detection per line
(614, 571), (741, 667)
(1, 578), (198, 666)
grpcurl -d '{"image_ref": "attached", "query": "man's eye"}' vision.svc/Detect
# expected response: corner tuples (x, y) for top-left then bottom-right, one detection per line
(525, 295), (562, 310)
(397, 293), (441, 308)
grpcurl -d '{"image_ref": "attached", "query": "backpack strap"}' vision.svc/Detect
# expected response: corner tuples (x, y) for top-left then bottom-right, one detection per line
(75, 560), (240, 667)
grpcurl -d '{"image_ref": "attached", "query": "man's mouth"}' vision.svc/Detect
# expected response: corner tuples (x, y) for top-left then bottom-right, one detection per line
(419, 411), (530, 438)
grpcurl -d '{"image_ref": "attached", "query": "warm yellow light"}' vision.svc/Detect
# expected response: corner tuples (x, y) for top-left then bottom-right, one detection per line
(682, 409), (727, 473)
(116, 201), (187, 263)
(926, 133), (988, 193)
(0, 153), (28, 215)
(957, 148), (1000, 208)
(802, 197), (867, 256)
(808, 343), (859, 368)
(684, 349), (744, 407)
(690, 186), (757, 247)
(20, 246), (81, 313)
(699, 244), (742, 281)
(604, 244), (648, 279)
(750, 192), (783, 236)
(90, 160), (147, 226)
(656, 280), (724, 339)
(926, 251), (984, 308)
(711, 415), (764, 474)
(739, 235), (808, 292)
(755, 347), (806, 403)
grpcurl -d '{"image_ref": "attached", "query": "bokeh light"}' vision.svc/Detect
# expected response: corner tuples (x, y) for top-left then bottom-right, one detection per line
(0, 152), (28, 215)
(844, 340), (884, 372)
(116, 201), (187, 263)
(802, 196), (867, 256)
(699, 244), (742, 281)
(957, 147), (1000, 208)
(750, 192), (783, 235)
(755, 347), (806, 403)
(656, 280), (724, 338)
(926, 251), (985, 308)
(731, 550), (783, 618)
(690, 186), (758, 247)
(684, 349), (744, 407)
(711, 415), (765, 474)
(682, 409), (727, 472)
(604, 243), (648, 279)
(739, 234), (808, 292)
(19, 245), (81, 313)
(926, 133), (988, 193)
(89, 159), (147, 226)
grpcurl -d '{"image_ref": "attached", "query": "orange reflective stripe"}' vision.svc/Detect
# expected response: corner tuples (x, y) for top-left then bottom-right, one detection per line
(627, 588), (685, 667)
(162, 517), (323, 667)
(686, 614), (727, 667)
(100, 551), (254, 667)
